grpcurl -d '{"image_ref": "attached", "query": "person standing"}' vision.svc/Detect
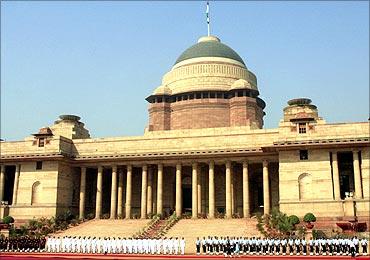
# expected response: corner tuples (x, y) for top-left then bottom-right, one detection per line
(288, 237), (294, 255)
(196, 237), (201, 255)
(180, 237), (185, 255)
(281, 238), (287, 256)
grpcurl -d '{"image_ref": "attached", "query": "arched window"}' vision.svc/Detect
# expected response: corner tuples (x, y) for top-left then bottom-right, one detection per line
(298, 173), (312, 200)
(31, 181), (42, 205)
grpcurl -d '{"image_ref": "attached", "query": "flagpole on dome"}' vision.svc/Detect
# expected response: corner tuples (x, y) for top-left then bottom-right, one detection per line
(206, 1), (210, 36)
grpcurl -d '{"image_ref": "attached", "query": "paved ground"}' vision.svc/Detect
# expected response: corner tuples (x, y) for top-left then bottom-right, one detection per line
(0, 253), (369, 260)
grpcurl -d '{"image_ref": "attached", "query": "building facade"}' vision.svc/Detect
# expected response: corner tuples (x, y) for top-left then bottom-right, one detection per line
(0, 36), (369, 221)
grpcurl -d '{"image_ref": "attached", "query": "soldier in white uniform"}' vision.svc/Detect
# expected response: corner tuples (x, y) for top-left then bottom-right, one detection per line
(360, 238), (367, 255)
(302, 239), (307, 255)
(281, 238), (287, 255)
(180, 237), (185, 255)
(288, 237), (294, 255)
(274, 238), (280, 255)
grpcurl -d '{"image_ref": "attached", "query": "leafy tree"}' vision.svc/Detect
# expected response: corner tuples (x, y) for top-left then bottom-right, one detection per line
(256, 208), (303, 238)
(2, 216), (14, 224)
(303, 213), (316, 223)
(288, 215), (300, 225)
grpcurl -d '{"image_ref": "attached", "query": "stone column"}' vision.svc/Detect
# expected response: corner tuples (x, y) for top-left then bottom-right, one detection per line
(0, 165), (5, 202)
(95, 166), (103, 219)
(242, 161), (250, 218)
(192, 162), (198, 219)
(110, 166), (118, 219)
(12, 164), (20, 205)
(332, 152), (341, 200)
(79, 167), (86, 219)
(197, 166), (202, 214)
(262, 160), (270, 215)
(353, 150), (363, 199)
(225, 161), (232, 218)
(208, 161), (215, 218)
(117, 169), (124, 217)
(231, 167), (234, 215)
(157, 164), (163, 215)
(141, 165), (148, 219)
(175, 163), (182, 217)
(153, 171), (157, 215)
(125, 165), (132, 219)
(147, 167), (153, 216)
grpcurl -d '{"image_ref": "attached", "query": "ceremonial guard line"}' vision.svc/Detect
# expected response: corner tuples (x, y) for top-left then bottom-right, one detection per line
(42, 236), (186, 255)
(195, 236), (368, 257)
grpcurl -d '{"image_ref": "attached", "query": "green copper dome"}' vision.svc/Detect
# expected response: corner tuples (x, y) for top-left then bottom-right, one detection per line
(174, 36), (245, 66)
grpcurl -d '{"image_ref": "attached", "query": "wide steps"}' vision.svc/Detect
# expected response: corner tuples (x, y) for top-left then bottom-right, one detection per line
(54, 219), (150, 237)
(165, 218), (259, 254)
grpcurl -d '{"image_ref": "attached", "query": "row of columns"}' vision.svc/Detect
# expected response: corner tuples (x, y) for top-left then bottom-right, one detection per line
(332, 150), (363, 200)
(79, 160), (271, 220)
(0, 165), (20, 204)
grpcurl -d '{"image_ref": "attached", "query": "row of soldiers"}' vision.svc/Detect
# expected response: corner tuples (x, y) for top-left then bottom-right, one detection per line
(195, 236), (368, 257)
(45, 236), (186, 255)
(0, 236), (46, 252)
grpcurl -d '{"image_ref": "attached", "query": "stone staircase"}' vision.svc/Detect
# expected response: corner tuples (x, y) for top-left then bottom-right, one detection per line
(166, 218), (259, 254)
(144, 219), (167, 238)
(54, 219), (150, 238)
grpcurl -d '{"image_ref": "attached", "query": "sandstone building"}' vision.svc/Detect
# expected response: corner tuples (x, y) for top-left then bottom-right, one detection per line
(0, 35), (369, 222)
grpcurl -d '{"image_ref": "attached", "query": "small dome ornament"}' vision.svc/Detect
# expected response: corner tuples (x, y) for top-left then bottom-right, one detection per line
(153, 85), (171, 95)
(231, 79), (256, 90)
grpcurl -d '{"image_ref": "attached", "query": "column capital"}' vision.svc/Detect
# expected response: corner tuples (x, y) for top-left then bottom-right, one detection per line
(192, 162), (198, 168)
(97, 165), (104, 172)
(225, 161), (231, 168)
(352, 149), (360, 154)
(127, 164), (132, 171)
(112, 165), (118, 172)
(209, 160), (215, 167)
(158, 163), (163, 171)
(262, 160), (268, 168)
(142, 165), (148, 171)
(176, 163), (182, 171)
(242, 161), (249, 167)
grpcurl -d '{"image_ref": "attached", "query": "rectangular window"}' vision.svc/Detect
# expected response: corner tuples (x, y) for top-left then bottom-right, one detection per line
(36, 161), (43, 170)
(203, 92), (209, 98)
(298, 123), (307, 134)
(299, 150), (308, 160)
(196, 93), (201, 99)
(38, 138), (45, 147)
(210, 92), (215, 98)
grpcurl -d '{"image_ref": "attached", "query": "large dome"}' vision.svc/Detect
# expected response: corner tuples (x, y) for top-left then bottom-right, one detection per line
(174, 36), (245, 66)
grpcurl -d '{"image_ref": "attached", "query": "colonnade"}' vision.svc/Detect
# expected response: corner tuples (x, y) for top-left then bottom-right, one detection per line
(332, 150), (363, 200)
(78, 160), (271, 220)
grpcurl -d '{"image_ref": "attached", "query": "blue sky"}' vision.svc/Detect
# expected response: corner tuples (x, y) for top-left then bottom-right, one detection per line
(1, 1), (369, 140)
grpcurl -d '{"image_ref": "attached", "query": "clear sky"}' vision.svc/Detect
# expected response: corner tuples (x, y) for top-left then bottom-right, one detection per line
(1, 1), (369, 141)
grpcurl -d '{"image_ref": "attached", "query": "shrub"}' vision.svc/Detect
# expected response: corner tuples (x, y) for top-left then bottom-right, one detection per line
(303, 213), (316, 223)
(181, 212), (192, 219)
(86, 213), (95, 220)
(102, 213), (110, 219)
(256, 208), (298, 238)
(288, 215), (300, 225)
(3, 216), (15, 224)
